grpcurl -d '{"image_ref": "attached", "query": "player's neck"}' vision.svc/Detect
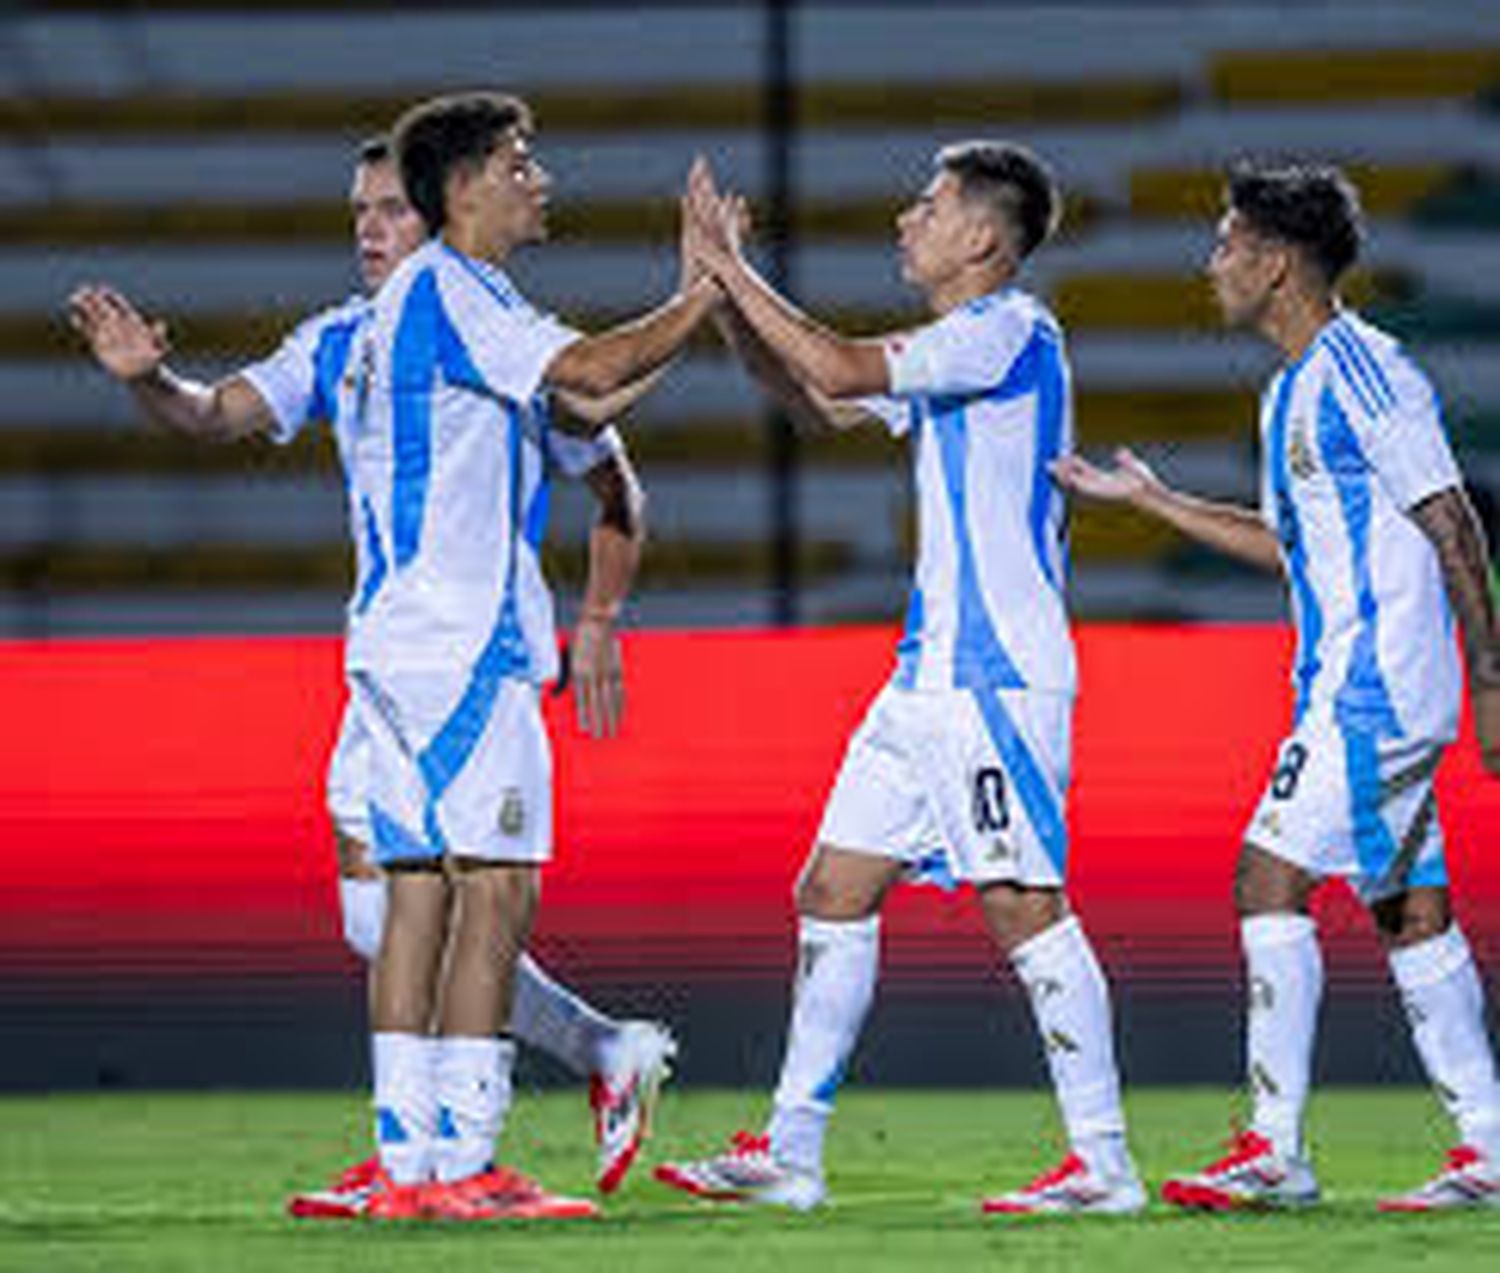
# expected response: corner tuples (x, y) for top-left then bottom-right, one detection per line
(1261, 289), (1336, 365)
(441, 224), (515, 267)
(925, 264), (1014, 317)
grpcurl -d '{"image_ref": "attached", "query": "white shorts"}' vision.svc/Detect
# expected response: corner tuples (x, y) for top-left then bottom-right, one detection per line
(1244, 713), (1447, 903)
(347, 667), (552, 867)
(817, 684), (1072, 888)
(326, 698), (372, 846)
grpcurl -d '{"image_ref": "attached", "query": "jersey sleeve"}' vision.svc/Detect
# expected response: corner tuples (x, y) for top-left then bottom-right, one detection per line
(1342, 356), (1462, 511)
(546, 422), (625, 478)
(239, 315), (323, 444)
(884, 302), (1030, 400)
(439, 260), (582, 405)
(854, 394), (915, 438)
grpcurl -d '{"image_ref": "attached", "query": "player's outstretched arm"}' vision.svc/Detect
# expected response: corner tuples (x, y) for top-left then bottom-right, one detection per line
(544, 283), (719, 409)
(68, 284), (273, 443)
(713, 305), (877, 433)
(569, 449), (646, 740)
(685, 159), (887, 401)
(1410, 486), (1500, 776)
(1052, 447), (1282, 572)
(684, 181), (873, 433)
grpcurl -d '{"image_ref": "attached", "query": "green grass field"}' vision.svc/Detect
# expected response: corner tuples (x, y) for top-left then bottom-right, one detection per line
(3, 1088), (1498, 1272)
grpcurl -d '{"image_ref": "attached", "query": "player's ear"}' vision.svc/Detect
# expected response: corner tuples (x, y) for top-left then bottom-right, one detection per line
(444, 162), (479, 224)
(967, 207), (1006, 267)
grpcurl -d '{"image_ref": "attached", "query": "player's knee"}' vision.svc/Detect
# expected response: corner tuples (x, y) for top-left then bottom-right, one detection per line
(450, 859), (539, 931)
(1372, 888), (1451, 947)
(793, 865), (874, 921)
(1235, 843), (1313, 916)
(979, 883), (1064, 952)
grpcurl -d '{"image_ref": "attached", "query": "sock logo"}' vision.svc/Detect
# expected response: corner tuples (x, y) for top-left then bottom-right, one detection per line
(1250, 976), (1276, 1012)
(1251, 1061), (1280, 1097)
(1045, 1029), (1080, 1055)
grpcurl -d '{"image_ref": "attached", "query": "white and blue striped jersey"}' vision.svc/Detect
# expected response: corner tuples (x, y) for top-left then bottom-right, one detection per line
(864, 288), (1075, 695)
(1258, 310), (1463, 742)
(250, 240), (618, 680)
(241, 293), (387, 622)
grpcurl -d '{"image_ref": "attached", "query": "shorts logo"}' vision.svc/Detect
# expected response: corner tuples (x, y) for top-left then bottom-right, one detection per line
(1256, 808), (1282, 838)
(972, 768), (1010, 834)
(498, 788), (526, 837)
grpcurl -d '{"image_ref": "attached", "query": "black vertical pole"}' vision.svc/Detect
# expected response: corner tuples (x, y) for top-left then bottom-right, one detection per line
(764, 0), (799, 626)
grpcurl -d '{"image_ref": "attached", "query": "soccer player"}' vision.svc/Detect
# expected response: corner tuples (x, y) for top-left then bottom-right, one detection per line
(654, 148), (1143, 1214)
(1053, 162), (1500, 1211)
(67, 134), (675, 1206)
(314, 91), (718, 1220)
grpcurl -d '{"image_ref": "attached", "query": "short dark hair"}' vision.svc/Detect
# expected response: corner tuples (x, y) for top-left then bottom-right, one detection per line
(1226, 160), (1363, 286)
(357, 134), (392, 166)
(937, 140), (1060, 258)
(392, 92), (534, 235)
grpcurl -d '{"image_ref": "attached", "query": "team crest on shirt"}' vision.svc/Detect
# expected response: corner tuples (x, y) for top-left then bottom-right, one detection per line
(1287, 415), (1317, 480)
(498, 788), (526, 837)
(341, 333), (377, 425)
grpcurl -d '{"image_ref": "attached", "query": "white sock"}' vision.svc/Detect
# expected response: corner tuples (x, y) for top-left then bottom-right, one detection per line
(510, 952), (619, 1076)
(1390, 925), (1500, 1159)
(1010, 915), (1130, 1179)
(339, 877), (386, 962)
(432, 1036), (516, 1183)
(372, 1031), (437, 1184)
(1242, 913), (1322, 1160)
(767, 915), (880, 1174)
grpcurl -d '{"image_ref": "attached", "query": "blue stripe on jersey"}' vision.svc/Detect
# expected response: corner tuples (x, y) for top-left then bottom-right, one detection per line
(1315, 386), (1403, 737)
(309, 315), (362, 423)
(1334, 321), (1395, 410)
(1321, 328), (1381, 418)
(355, 492), (388, 614)
(523, 399), (552, 550)
(1021, 327), (1069, 595)
(969, 689), (1067, 874)
(1267, 364), (1323, 722)
(893, 585), (923, 689)
(390, 269), (492, 568)
(389, 273), (440, 568)
(932, 398), (1025, 689)
(415, 402), (531, 806)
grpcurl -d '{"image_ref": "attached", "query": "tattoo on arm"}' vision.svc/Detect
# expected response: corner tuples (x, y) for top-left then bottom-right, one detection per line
(1412, 487), (1500, 687)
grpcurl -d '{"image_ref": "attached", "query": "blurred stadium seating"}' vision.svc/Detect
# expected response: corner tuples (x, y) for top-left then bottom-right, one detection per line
(1, 1), (1498, 635)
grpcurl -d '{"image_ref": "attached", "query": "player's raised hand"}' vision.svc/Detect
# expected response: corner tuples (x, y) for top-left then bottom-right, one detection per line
(1050, 447), (1163, 506)
(67, 284), (170, 382)
(570, 613), (625, 739)
(680, 157), (717, 290)
(683, 156), (737, 276)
